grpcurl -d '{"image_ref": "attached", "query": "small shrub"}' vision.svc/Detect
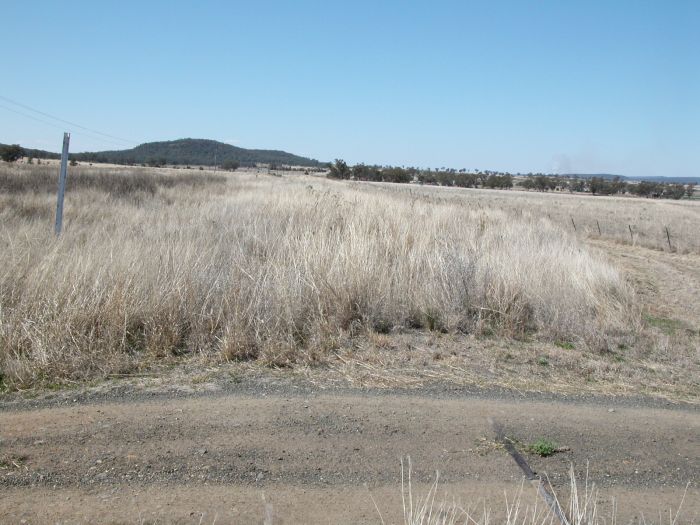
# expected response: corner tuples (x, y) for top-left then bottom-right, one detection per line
(529, 438), (557, 457)
(221, 160), (240, 171)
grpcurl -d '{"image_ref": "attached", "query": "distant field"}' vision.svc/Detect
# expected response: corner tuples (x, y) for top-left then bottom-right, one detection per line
(345, 179), (700, 254)
(0, 163), (697, 401)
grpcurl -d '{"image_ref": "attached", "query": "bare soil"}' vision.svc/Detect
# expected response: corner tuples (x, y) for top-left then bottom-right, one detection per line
(1, 384), (698, 524)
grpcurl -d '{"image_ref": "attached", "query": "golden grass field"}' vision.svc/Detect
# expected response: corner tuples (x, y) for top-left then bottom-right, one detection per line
(348, 178), (700, 254)
(0, 163), (697, 400)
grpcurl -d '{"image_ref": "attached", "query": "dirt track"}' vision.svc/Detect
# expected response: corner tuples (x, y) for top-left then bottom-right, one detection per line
(589, 239), (700, 330)
(1, 384), (698, 524)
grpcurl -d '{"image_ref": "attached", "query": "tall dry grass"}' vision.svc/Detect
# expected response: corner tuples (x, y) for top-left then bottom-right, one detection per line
(0, 164), (638, 388)
(346, 181), (700, 253)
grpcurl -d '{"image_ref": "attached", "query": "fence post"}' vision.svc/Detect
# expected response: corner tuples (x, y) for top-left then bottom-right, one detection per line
(54, 132), (70, 236)
(665, 226), (672, 251)
(570, 216), (577, 231)
(628, 224), (633, 244)
(596, 219), (601, 236)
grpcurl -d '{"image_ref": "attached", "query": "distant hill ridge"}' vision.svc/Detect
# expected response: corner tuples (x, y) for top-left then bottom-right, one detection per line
(2, 139), (323, 167)
(563, 173), (700, 184)
(2, 141), (697, 182)
(79, 139), (323, 167)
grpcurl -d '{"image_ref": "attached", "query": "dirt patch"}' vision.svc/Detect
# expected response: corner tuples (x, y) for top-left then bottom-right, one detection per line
(1, 389), (697, 523)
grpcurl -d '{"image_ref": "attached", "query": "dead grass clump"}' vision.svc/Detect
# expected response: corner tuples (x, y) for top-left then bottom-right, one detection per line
(0, 164), (225, 198)
(0, 167), (638, 388)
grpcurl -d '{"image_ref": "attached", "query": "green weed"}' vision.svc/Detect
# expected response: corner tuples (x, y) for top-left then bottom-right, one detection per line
(529, 438), (557, 457)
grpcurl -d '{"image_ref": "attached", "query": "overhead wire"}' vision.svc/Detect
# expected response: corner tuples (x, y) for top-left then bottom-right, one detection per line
(0, 94), (137, 148)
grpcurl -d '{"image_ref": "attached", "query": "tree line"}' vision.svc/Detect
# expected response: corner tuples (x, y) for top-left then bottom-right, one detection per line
(327, 160), (696, 200)
(518, 175), (695, 200)
(327, 160), (514, 189)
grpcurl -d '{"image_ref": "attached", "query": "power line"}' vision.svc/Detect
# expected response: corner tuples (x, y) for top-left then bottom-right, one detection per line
(0, 94), (136, 147)
(0, 103), (134, 149)
(0, 103), (67, 132)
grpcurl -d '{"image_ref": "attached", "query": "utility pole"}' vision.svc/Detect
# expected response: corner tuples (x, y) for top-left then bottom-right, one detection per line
(54, 132), (70, 236)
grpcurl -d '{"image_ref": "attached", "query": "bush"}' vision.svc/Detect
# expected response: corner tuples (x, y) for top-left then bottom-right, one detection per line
(1, 144), (24, 163)
(221, 160), (240, 172)
(529, 438), (557, 457)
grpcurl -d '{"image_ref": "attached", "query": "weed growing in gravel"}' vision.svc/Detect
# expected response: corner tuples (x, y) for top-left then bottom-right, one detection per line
(529, 438), (557, 457)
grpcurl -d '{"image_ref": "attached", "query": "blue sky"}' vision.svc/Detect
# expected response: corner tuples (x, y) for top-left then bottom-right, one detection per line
(1, 1), (698, 177)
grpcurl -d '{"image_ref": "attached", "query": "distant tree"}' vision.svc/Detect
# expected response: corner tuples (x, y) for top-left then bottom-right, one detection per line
(1, 144), (25, 163)
(69, 159), (78, 166)
(328, 159), (351, 180)
(632, 181), (661, 198)
(352, 163), (381, 181)
(569, 179), (585, 192)
(221, 160), (240, 171)
(609, 176), (627, 195)
(381, 167), (413, 184)
(589, 177), (612, 195)
(534, 175), (551, 191)
(519, 178), (535, 190)
(664, 183), (687, 200)
(485, 174), (499, 188)
(687, 183), (696, 198)
(27, 156), (33, 164)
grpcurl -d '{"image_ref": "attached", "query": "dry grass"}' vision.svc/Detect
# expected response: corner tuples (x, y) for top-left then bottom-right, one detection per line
(345, 181), (700, 254)
(0, 164), (639, 389)
(399, 459), (692, 525)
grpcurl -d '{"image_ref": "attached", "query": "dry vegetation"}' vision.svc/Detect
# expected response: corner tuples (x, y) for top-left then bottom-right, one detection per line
(0, 163), (643, 390)
(350, 181), (700, 254)
(400, 461), (691, 525)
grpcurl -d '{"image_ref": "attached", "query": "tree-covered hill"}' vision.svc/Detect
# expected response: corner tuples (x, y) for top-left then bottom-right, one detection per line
(74, 139), (322, 167)
(0, 139), (323, 167)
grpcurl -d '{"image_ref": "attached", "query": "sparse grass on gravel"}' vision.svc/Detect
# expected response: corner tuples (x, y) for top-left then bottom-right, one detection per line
(400, 459), (691, 525)
(0, 164), (639, 389)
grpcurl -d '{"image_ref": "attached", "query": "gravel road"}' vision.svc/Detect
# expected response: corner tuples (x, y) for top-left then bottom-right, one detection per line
(1, 377), (697, 524)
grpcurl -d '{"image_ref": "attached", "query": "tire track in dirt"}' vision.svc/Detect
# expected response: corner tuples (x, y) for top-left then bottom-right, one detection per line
(589, 239), (700, 328)
(1, 391), (697, 523)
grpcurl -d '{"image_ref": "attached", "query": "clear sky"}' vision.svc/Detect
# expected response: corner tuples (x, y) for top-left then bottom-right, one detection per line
(1, 1), (698, 177)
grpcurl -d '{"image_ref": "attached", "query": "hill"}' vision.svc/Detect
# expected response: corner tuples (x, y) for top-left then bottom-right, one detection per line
(1, 139), (323, 167)
(74, 139), (323, 167)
